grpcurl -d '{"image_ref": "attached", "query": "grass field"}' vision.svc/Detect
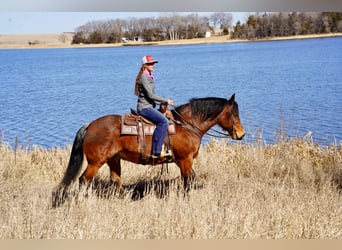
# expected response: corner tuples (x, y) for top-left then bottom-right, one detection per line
(0, 138), (341, 239)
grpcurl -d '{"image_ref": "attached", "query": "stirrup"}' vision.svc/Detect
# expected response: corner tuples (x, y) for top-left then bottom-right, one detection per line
(160, 144), (172, 158)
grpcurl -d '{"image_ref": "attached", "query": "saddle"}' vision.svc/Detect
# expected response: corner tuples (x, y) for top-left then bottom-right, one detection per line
(121, 108), (175, 162)
(121, 109), (175, 135)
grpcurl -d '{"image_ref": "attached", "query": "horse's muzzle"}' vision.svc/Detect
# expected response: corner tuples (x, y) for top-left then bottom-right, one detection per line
(232, 130), (245, 140)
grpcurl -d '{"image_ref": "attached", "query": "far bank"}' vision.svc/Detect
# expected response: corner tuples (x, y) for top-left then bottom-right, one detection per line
(1, 33), (342, 49)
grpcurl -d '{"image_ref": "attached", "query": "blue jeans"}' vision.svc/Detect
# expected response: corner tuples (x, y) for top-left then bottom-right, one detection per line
(139, 108), (169, 155)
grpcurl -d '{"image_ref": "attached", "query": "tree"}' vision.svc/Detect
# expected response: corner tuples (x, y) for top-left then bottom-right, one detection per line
(71, 32), (86, 44)
(210, 12), (233, 30)
(246, 15), (258, 38)
(88, 31), (103, 44)
(287, 12), (298, 36)
(323, 12), (342, 32)
(58, 33), (68, 43)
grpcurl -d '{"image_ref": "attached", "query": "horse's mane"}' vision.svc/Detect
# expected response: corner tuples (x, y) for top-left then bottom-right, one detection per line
(175, 97), (229, 121)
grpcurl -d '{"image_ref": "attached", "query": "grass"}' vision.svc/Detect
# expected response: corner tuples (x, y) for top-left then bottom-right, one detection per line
(0, 138), (341, 239)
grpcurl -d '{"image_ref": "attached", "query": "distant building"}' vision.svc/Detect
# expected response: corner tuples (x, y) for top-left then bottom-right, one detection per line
(205, 31), (211, 38)
(134, 36), (144, 42)
(121, 37), (129, 43)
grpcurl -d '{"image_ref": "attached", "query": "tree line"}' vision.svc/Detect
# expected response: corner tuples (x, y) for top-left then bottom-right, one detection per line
(232, 12), (342, 39)
(71, 12), (342, 44)
(71, 13), (232, 44)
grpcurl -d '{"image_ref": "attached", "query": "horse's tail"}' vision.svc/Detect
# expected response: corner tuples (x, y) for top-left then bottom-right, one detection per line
(52, 124), (88, 207)
(61, 124), (88, 186)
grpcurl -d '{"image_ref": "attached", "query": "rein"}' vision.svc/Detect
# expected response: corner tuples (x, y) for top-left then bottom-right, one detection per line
(206, 127), (232, 138)
(171, 108), (231, 139)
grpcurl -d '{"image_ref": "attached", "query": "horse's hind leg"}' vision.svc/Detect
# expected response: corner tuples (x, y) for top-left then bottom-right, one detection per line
(107, 157), (124, 196)
(79, 163), (102, 187)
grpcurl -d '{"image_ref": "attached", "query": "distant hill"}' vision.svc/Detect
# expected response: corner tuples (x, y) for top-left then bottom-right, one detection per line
(0, 33), (74, 48)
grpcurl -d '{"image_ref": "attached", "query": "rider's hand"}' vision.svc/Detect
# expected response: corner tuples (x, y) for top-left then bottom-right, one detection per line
(167, 99), (174, 107)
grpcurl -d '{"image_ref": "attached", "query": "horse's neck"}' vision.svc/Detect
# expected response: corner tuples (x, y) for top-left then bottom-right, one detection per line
(193, 117), (218, 135)
(179, 110), (218, 137)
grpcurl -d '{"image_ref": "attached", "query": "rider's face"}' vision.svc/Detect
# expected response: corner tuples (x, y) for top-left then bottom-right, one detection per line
(145, 63), (155, 72)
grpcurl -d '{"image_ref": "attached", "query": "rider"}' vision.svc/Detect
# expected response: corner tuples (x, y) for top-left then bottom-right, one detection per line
(134, 55), (174, 159)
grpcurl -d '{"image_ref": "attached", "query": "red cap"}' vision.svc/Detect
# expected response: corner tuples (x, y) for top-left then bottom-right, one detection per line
(142, 55), (158, 64)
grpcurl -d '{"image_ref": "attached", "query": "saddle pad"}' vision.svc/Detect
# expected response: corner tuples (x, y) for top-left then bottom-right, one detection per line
(121, 123), (175, 135)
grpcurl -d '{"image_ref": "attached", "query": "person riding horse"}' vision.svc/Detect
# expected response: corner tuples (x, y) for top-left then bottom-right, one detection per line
(52, 55), (245, 207)
(134, 55), (174, 160)
(52, 93), (244, 206)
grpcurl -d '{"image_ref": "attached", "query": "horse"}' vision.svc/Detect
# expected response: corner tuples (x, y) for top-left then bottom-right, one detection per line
(52, 94), (244, 206)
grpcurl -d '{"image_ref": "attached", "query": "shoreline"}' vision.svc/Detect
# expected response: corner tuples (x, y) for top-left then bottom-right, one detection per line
(0, 33), (342, 49)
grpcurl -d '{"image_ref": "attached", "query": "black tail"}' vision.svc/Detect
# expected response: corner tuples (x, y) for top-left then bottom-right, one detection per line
(60, 124), (88, 187)
(52, 124), (88, 207)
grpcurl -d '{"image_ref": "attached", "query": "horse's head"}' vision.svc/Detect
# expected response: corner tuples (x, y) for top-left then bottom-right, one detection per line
(218, 94), (245, 140)
(174, 95), (245, 140)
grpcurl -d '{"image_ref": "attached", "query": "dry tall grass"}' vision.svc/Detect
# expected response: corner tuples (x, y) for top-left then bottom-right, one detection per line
(0, 139), (341, 239)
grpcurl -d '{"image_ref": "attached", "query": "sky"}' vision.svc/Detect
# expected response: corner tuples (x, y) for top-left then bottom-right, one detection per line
(0, 12), (250, 34)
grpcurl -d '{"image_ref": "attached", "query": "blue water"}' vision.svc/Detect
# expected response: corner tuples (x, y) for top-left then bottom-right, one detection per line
(1, 37), (342, 148)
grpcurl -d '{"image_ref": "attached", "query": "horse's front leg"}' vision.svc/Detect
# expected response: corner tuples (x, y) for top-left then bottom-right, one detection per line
(107, 157), (124, 196)
(178, 157), (196, 191)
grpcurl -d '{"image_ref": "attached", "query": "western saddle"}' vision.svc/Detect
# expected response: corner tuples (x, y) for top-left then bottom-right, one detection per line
(121, 108), (175, 162)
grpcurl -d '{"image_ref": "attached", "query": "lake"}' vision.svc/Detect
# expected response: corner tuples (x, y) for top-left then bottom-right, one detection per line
(1, 37), (342, 148)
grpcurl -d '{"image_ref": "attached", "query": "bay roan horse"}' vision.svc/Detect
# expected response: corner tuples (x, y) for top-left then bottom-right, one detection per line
(53, 94), (244, 205)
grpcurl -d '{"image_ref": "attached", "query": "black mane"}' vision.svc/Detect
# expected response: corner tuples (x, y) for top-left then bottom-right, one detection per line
(175, 97), (229, 121)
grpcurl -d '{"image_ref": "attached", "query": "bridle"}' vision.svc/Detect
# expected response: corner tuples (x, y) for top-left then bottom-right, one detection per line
(170, 107), (232, 139)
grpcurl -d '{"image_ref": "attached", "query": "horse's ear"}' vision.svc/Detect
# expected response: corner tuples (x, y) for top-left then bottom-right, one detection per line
(228, 93), (235, 105)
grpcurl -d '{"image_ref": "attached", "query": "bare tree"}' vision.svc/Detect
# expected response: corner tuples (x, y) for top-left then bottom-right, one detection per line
(210, 12), (232, 27)
(58, 33), (68, 43)
(164, 13), (182, 40)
